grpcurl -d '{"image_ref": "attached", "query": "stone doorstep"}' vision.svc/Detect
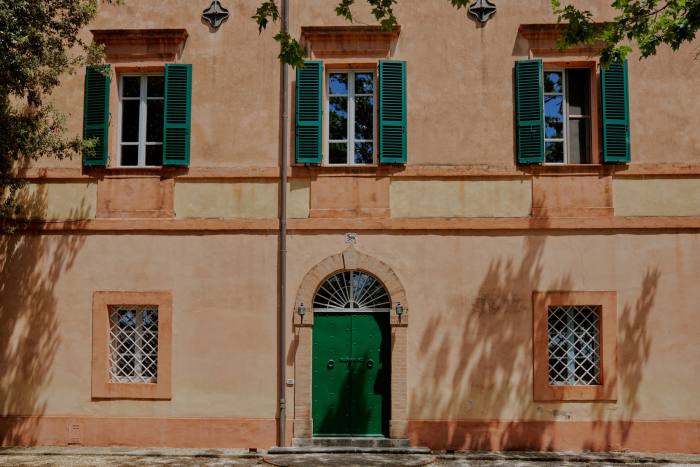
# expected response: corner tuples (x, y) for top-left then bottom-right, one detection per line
(268, 447), (432, 455)
(292, 437), (411, 448)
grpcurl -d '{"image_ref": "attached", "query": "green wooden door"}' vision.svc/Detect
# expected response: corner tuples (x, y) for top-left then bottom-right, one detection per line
(312, 312), (390, 437)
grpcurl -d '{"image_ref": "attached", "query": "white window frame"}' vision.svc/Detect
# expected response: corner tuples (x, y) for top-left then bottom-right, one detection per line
(118, 74), (164, 167)
(324, 69), (378, 166)
(543, 68), (592, 165)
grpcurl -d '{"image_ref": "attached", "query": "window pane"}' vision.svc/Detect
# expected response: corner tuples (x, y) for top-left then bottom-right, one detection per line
(329, 143), (347, 164)
(354, 142), (373, 164)
(122, 77), (141, 98)
(566, 69), (590, 115)
(145, 145), (163, 166)
(121, 100), (140, 142)
(147, 100), (164, 142)
(544, 95), (564, 139)
(568, 119), (589, 164)
(355, 96), (374, 140)
(121, 145), (138, 166)
(543, 71), (563, 93)
(147, 76), (164, 98)
(354, 73), (374, 94)
(329, 96), (348, 140)
(545, 141), (564, 163)
(328, 73), (348, 95)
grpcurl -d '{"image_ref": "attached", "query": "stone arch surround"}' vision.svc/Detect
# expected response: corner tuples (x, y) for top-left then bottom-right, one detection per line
(292, 246), (409, 440)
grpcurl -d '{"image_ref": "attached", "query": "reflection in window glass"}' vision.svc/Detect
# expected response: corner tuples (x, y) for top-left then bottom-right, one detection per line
(329, 73), (348, 95)
(355, 143), (373, 164)
(355, 96), (374, 140)
(354, 73), (374, 94)
(329, 97), (348, 140)
(544, 71), (563, 93)
(544, 95), (564, 139)
(327, 71), (375, 165)
(545, 141), (564, 163)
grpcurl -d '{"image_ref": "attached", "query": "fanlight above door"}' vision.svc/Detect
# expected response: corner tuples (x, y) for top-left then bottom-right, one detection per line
(314, 271), (390, 311)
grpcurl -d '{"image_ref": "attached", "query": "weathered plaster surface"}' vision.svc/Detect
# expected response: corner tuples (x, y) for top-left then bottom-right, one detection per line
(174, 181), (309, 219)
(390, 179), (531, 218)
(13, 182), (97, 220)
(614, 178), (700, 216)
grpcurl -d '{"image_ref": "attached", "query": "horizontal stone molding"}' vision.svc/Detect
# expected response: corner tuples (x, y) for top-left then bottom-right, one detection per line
(5, 216), (700, 233)
(408, 420), (700, 453)
(16, 163), (700, 181)
(0, 416), (275, 448)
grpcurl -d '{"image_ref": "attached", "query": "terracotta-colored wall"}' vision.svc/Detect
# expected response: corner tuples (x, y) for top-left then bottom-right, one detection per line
(285, 232), (700, 422)
(291, 0), (700, 166)
(0, 234), (278, 419)
(47, 0), (281, 169)
(34, 0), (700, 170)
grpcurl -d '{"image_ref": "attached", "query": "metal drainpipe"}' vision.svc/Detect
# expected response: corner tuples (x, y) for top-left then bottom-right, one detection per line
(278, 0), (290, 448)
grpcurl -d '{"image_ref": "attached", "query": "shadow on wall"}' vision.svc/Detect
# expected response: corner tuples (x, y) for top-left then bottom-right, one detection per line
(0, 186), (88, 445)
(409, 231), (659, 451)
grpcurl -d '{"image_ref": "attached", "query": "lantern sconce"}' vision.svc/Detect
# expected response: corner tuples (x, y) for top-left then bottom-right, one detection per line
(297, 302), (307, 322)
(395, 302), (404, 322)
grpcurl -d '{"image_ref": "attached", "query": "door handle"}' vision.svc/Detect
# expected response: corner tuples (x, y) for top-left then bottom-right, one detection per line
(327, 359), (335, 369)
(366, 359), (374, 369)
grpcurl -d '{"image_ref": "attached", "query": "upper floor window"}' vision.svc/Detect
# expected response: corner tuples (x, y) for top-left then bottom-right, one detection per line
(544, 68), (591, 164)
(119, 75), (164, 167)
(326, 70), (376, 165)
(515, 59), (629, 165)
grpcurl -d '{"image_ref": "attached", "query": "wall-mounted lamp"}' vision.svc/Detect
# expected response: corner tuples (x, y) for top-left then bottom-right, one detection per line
(395, 302), (404, 321)
(297, 302), (307, 321)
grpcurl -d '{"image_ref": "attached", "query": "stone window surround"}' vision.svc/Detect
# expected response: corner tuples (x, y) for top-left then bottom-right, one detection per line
(532, 290), (618, 402)
(292, 246), (408, 439)
(92, 291), (172, 400)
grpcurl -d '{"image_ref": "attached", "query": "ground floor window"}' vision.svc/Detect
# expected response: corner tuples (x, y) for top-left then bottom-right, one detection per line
(532, 291), (617, 401)
(109, 306), (159, 384)
(547, 305), (600, 385)
(92, 291), (171, 400)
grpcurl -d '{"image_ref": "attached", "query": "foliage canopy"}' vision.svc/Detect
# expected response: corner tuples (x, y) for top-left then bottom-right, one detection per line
(253, 0), (699, 67)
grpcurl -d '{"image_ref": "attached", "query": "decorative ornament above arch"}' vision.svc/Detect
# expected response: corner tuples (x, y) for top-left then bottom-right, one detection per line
(294, 245), (408, 326)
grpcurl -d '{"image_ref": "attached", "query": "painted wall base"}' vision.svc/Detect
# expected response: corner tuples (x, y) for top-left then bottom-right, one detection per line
(0, 416), (276, 448)
(408, 420), (700, 453)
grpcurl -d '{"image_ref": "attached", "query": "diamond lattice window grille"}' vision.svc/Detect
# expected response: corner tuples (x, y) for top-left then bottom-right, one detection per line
(109, 306), (159, 384)
(547, 305), (601, 386)
(313, 271), (390, 311)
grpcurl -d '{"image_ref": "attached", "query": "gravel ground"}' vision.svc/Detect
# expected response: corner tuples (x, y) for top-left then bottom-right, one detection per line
(1, 448), (698, 467)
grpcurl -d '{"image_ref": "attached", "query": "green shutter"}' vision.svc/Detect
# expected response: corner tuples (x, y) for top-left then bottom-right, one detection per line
(83, 66), (110, 167)
(602, 60), (630, 163)
(515, 59), (544, 164)
(379, 60), (407, 164)
(163, 64), (192, 166)
(295, 60), (323, 164)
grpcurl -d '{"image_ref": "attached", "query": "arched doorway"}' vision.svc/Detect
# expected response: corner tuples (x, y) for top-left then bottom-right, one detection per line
(312, 270), (391, 437)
